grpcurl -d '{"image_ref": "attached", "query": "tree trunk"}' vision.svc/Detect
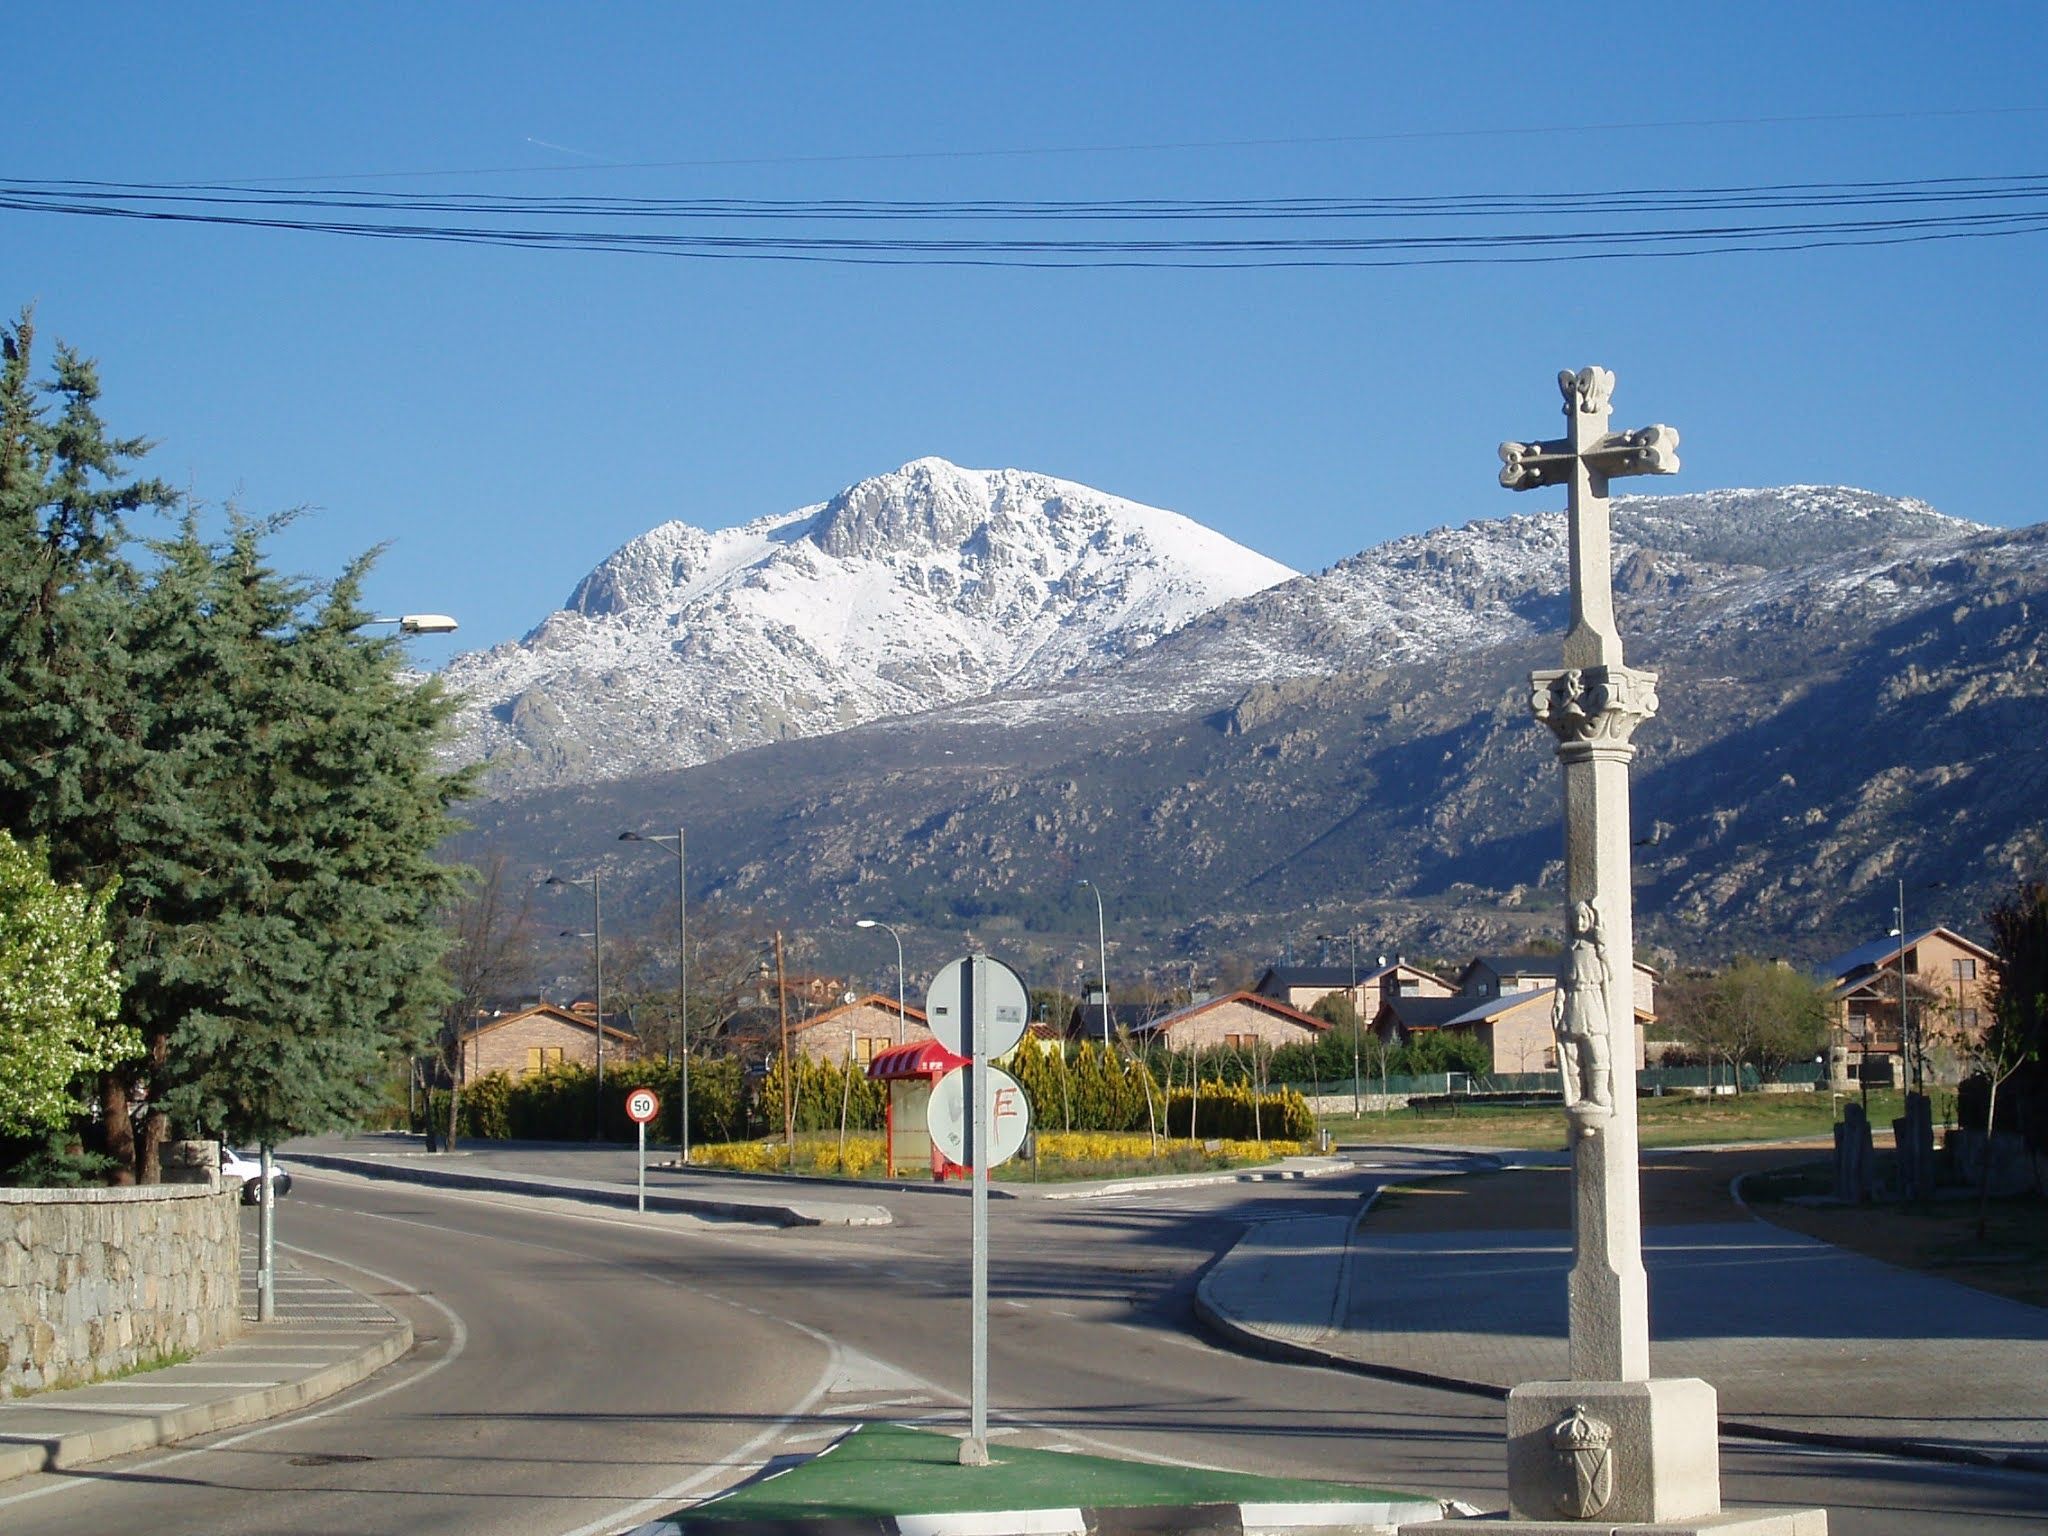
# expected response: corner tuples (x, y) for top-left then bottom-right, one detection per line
(445, 1075), (462, 1153)
(100, 1069), (138, 1185)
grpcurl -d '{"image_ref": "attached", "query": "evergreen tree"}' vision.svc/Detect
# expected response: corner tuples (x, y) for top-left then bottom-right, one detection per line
(0, 314), (471, 1173)
(146, 525), (471, 1149)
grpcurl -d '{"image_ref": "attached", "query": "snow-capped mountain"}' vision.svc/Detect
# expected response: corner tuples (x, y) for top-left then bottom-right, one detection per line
(443, 458), (1298, 788)
(455, 480), (2045, 963)
(946, 484), (1980, 727)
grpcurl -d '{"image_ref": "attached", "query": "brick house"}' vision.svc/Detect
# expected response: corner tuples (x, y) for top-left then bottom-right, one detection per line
(455, 1003), (641, 1082)
(1818, 926), (1998, 1079)
(787, 993), (932, 1066)
(1127, 991), (1329, 1053)
(1373, 952), (1657, 1074)
(1065, 999), (1167, 1044)
(1252, 960), (1454, 1018)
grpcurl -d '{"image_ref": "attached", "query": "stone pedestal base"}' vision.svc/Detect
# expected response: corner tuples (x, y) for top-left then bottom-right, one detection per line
(1506, 1378), (1720, 1525)
(1398, 1508), (1827, 1534)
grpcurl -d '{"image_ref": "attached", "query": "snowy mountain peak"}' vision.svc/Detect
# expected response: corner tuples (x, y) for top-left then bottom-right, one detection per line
(446, 459), (1298, 790)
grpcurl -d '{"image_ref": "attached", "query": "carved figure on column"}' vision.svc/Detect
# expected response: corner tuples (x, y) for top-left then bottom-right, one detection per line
(1554, 899), (1614, 1120)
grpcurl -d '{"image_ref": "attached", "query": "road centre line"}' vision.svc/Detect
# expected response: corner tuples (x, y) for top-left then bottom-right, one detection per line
(269, 1192), (938, 1536)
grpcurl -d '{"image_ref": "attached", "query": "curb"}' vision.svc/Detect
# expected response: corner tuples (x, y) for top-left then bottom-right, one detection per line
(627, 1495), (1450, 1536)
(0, 1318), (411, 1482)
(1195, 1174), (2048, 1477)
(1037, 1158), (1355, 1201)
(289, 1152), (892, 1227)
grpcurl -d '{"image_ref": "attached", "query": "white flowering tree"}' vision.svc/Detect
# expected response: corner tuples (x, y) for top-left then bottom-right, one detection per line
(0, 830), (133, 1137)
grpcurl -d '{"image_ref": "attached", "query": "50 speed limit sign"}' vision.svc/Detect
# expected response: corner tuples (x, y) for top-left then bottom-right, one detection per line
(625, 1087), (661, 1124)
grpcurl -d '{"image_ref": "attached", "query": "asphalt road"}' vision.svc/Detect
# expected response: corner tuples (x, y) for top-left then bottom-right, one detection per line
(3, 1148), (2043, 1536)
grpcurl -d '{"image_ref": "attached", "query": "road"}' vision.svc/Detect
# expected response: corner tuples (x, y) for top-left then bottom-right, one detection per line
(2, 1148), (2042, 1535)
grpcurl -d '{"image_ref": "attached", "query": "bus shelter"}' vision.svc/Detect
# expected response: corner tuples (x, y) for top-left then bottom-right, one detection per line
(866, 1038), (968, 1179)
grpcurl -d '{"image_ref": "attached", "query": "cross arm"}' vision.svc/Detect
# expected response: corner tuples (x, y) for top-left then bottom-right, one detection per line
(1498, 424), (1681, 492)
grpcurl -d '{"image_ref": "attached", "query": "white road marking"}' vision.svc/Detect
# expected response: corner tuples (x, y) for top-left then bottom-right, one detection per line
(0, 1243), (467, 1515)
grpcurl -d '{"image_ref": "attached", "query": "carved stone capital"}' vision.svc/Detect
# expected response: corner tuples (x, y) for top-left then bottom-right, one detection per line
(1530, 664), (1659, 747)
(1559, 365), (1615, 416)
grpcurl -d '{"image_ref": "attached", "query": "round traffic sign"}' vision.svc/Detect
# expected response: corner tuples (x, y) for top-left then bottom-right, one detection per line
(924, 954), (1030, 1058)
(624, 1087), (662, 1125)
(927, 1064), (1031, 1169)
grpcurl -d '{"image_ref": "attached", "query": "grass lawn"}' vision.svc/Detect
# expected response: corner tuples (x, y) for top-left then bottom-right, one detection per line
(1320, 1088), (1910, 1151)
(1741, 1158), (2048, 1310)
(688, 1422), (1426, 1522)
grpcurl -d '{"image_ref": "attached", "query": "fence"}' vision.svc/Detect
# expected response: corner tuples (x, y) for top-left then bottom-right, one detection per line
(1284, 1060), (1825, 1103)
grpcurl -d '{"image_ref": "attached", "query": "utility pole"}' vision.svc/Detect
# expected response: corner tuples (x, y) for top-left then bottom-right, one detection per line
(776, 929), (793, 1168)
(622, 829), (690, 1161)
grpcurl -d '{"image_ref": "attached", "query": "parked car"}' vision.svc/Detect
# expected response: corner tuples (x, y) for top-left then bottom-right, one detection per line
(220, 1148), (293, 1204)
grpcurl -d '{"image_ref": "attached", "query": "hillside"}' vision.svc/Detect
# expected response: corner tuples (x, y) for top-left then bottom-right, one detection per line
(449, 486), (2046, 984)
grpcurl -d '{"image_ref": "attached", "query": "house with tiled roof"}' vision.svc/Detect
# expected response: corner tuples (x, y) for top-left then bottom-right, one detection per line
(453, 1002), (640, 1083)
(1817, 926), (1996, 1080)
(1252, 960), (1453, 1018)
(787, 993), (931, 1067)
(1373, 949), (1659, 1076)
(1127, 991), (1329, 1053)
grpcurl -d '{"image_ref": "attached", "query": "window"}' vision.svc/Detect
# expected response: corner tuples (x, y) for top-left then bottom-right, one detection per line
(1953, 958), (1977, 981)
(1903, 949), (1918, 974)
(857, 1036), (889, 1064)
(1960, 1008), (1981, 1031)
(527, 1046), (543, 1076)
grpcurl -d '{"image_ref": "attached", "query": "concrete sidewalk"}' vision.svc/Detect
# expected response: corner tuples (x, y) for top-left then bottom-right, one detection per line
(1196, 1150), (2048, 1473)
(289, 1146), (894, 1226)
(0, 1227), (409, 1482)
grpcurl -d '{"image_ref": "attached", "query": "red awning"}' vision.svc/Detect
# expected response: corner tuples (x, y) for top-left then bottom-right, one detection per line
(866, 1039), (966, 1082)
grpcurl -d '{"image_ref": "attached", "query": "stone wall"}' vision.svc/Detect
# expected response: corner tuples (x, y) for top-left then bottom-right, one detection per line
(1, 1184), (242, 1397)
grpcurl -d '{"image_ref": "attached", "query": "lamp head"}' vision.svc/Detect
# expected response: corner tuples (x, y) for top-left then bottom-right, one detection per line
(856, 919), (877, 929)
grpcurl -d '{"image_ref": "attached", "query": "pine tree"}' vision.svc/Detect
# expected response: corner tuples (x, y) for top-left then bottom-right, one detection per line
(146, 525), (471, 1149)
(0, 314), (472, 1175)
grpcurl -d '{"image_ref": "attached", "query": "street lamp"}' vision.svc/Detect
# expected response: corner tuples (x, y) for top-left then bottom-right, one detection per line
(1078, 879), (1110, 1047)
(363, 614), (460, 635)
(856, 919), (907, 1045)
(545, 873), (606, 1112)
(1318, 928), (1364, 1116)
(621, 829), (689, 1163)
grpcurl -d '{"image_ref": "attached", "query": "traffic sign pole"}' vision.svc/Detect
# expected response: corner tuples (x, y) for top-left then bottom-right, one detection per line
(624, 1088), (662, 1215)
(963, 954), (990, 1467)
(926, 952), (1030, 1469)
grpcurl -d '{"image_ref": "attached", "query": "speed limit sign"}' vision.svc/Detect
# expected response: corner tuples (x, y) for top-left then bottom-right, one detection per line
(625, 1087), (661, 1124)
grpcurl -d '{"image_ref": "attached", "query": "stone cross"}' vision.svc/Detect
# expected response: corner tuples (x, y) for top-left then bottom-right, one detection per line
(1500, 365), (1676, 1384)
(1490, 368), (1727, 1529)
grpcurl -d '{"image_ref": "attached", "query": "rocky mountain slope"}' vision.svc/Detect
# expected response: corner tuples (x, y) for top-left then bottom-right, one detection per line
(443, 458), (1296, 790)
(451, 483), (2046, 977)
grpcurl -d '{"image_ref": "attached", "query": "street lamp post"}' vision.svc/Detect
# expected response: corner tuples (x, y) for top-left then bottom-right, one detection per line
(1078, 879), (1110, 1047)
(856, 919), (907, 1044)
(621, 829), (689, 1162)
(546, 873), (606, 1115)
(363, 613), (460, 635)
(1318, 928), (1363, 1115)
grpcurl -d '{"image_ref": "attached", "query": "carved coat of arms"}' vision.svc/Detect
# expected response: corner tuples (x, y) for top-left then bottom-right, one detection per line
(1549, 1404), (1615, 1518)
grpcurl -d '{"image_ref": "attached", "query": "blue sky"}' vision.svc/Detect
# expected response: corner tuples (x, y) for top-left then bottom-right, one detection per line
(5, 3), (2045, 667)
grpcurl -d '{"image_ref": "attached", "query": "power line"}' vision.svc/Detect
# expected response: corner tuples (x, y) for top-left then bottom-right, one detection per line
(4, 171), (2045, 269)
(142, 104), (2048, 185)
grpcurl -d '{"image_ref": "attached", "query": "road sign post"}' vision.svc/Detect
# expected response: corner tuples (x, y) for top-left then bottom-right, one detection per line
(925, 953), (1030, 1468)
(625, 1087), (661, 1213)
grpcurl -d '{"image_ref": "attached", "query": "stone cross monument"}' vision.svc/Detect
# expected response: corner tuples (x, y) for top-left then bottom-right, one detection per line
(1501, 368), (1724, 1525)
(1397, 366), (1825, 1534)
